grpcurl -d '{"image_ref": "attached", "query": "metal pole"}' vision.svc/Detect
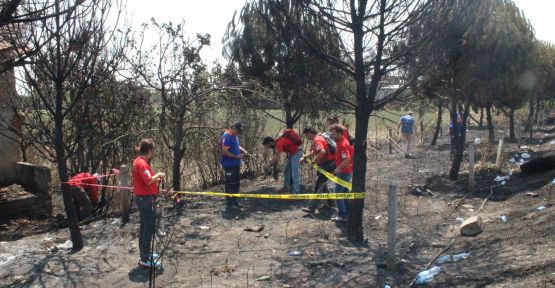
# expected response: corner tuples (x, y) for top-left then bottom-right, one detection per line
(468, 143), (475, 193)
(387, 183), (398, 271)
(120, 165), (129, 223)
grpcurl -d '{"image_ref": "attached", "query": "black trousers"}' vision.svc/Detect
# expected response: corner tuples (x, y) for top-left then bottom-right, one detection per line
(308, 160), (336, 211)
(224, 166), (240, 207)
(136, 195), (156, 262)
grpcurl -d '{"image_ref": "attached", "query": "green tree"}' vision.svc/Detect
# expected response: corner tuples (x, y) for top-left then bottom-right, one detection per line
(264, 0), (437, 241)
(224, 0), (347, 129)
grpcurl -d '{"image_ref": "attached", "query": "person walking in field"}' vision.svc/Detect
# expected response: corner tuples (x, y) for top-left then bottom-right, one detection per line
(132, 139), (166, 269)
(263, 128), (303, 194)
(220, 122), (249, 212)
(398, 111), (415, 158)
(328, 124), (353, 222)
(300, 127), (336, 214)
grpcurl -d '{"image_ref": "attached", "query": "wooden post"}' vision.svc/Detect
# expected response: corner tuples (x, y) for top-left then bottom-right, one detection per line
(120, 165), (130, 222)
(495, 138), (504, 167)
(388, 128), (393, 154)
(468, 143), (475, 193)
(387, 183), (398, 271)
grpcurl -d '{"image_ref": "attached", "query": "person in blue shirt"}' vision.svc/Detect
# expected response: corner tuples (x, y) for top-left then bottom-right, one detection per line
(398, 111), (415, 158)
(220, 122), (249, 212)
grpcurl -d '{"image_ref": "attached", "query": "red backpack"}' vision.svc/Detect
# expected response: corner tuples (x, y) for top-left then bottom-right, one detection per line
(280, 129), (303, 146)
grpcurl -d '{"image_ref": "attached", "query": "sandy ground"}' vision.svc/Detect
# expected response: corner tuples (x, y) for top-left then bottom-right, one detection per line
(0, 123), (554, 288)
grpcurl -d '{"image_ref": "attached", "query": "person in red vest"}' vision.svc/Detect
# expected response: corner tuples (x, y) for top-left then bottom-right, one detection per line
(132, 139), (166, 269)
(263, 129), (303, 194)
(327, 116), (353, 145)
(300, 126), (336, 214)
(329, 124), (353, 222)
(68, 172), (101, 220)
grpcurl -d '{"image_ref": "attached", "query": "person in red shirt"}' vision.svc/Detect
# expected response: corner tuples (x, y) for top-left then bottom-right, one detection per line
(132, 139), (165, 269)
(263, 129), (303, 194)
(329, 124), (353, 222)
(300, 127), (336, 214)
(68, 172), (100, 220)
(327, 116), (353, 145)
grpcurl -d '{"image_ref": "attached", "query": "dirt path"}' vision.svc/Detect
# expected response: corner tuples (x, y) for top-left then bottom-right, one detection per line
(0, 126), (554, 287)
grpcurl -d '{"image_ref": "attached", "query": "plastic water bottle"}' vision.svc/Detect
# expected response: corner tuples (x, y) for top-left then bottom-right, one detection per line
(435, 255), (450, 264)
(452, 252), (470, 261)
(415, 266), (442, 284)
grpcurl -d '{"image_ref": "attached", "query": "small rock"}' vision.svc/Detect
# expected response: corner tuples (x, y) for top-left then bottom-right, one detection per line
(55, 240), (73, 250)
(244, 225), (264, 232)
(199, 226), (210, 230)
(461, 204), (474, 210)
(256, 276), (271, 281)
(521, 153), (531, 159)
(374, 215), (382, 220)
(460, 216), (483, 237)
(264, 233), (270, 239)
(525, 192), (539, 198)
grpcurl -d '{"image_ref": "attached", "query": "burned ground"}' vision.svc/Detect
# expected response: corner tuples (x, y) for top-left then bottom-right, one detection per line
(0, 125), (554, 288)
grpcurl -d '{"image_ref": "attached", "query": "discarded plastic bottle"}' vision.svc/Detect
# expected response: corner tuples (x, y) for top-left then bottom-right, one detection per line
(415, 266), (442, 285)
(384, 285), (391, 288)
(537, 206), (546, 211)
(452, 252), (470, 261)
(288, 250), (303, 256)
(435, 255), (451, 264)
(500, 215), (508, 222)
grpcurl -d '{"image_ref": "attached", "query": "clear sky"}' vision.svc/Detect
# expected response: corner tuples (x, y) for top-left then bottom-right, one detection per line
(127, 0), (554, 63)
(512, 0), (555, 44)
(128, 0), (247, 64)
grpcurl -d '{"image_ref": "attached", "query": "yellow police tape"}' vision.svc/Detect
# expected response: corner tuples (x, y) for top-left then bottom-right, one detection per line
(306, 159), (352, 190)
(172, 191), (364, 200)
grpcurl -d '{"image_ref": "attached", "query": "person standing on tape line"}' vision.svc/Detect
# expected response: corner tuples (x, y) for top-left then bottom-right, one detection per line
(329, 124), (353, 222)
(263, 129), (303, 194)
(300, 126), (336, 214)
(132, 139), (166, 269)
(68, 172), (101, 220)
(398, 111), (415, 158)
(220, 122), (249, 212)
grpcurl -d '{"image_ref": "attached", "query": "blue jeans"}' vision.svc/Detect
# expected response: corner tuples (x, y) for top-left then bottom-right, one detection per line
(334, 173), (352, 218)
(284, 149), (303, 194)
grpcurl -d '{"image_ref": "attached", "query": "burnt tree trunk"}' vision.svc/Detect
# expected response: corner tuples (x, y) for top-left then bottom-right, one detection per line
(284, 103), (294, 129)
(486, 103), (495, 145)
(55, 89), (83, 252)
(509, 107), (516, 141)
(172, 117), (184, 192)
(431, 99), (443, 146)
(449, 98), (469, 180)
(479, 106), (484, 129)
(525, 96), (534, 133)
